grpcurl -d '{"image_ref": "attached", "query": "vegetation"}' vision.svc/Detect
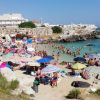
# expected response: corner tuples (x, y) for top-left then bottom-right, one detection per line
(0, 92), (30, 100)
(19, 21), (36, 28)
(0, 73), (19, 93)
(0, 73), (30, 100)
(95, 89), (100, 96)
(10, 80), (19, 90)
(66, 89), (81, 99)
(52, 26), (62, 33)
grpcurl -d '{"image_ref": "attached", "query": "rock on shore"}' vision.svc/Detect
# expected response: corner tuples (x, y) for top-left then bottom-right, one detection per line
(0, 68), (35, 95)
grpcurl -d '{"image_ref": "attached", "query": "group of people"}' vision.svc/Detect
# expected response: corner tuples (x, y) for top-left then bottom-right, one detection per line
(83, 53), (100, 66)
(48, 42), (82, 57)
(33, 72), (58, 93)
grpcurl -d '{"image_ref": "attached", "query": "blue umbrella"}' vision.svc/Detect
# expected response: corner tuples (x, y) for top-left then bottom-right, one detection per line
(43, 55), (54, 60)
(74, 57), (86, 62)
(27, 38), (32, 44)
(37, 58), (52, 63)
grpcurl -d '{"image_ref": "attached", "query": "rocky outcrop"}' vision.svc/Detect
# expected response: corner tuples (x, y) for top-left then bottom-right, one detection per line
(0, 68), (35, 95)
(59, 32), (96, 42)
(0, 67), (17, 81)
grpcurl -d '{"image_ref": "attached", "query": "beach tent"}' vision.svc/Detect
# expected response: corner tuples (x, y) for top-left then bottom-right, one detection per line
(37, 58), (52, 63)
(74, 57), (86, 63)
(72, 63), (87, 70)
(41, 64), (60, 74)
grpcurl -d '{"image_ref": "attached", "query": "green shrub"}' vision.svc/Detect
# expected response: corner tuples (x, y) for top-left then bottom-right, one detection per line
(10, 80), (19, 90)
(0, 74), (10, 94)
(95, 89), (100, 96)
(0, 73), (19, 92)
(67, 89), (81, 99)
(0, 74), (8, 90)
(19, 21), (36, 28)
(52, 26), (62, 33)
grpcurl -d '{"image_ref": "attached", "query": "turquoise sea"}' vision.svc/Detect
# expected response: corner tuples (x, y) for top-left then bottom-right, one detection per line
(58, 39), (100, 56)
(39, 39), (100, 62)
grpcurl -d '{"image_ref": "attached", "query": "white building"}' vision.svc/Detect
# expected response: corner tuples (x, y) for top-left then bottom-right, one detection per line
(62, 24), (97, 36)
(0, 13), (28, 27)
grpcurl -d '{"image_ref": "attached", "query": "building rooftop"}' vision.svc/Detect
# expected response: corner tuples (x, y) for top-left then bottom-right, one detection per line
(0, 13), (28, 21)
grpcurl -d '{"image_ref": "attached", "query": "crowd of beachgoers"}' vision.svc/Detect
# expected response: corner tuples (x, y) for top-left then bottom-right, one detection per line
(0, 32), (100, 96)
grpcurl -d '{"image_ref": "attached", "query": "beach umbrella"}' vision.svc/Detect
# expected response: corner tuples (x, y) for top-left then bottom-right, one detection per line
(27, 62), (40, 67)
(72, 63), (87, 70)
(27, 47), (35, 52)
(84, 66), (100, 75)
(43, 55), (54, 60)
(89, 54), (100, 60)
(3, 53), (13, 60)
(32, 56), (42, 60)
(88, 54), (96, 59)
(10, 34), (16, 37)
(74, 57), (86, 62)
(37, 58), (52, 63)
(0, 62), (7, 69)
(41, 64), (60, 74)
(27, 38), (32, 44)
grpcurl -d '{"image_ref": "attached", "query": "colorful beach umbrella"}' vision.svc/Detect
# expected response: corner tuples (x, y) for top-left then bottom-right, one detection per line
(41, 64), (60, 74)
(0, 62), (6, 69)
(37, 58), (52, 63)
(72, 63), (87, 70)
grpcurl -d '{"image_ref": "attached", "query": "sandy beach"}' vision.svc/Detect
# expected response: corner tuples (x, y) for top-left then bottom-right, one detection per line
(34, 73), (100, 100)
(0, 34), (100, 100)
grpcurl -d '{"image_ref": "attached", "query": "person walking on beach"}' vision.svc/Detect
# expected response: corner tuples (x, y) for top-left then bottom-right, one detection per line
(51, 72), (58, 88)
(33, 77), (40, 93)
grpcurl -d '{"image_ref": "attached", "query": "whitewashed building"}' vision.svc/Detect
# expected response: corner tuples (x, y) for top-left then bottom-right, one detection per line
(0, 13), (28, 27)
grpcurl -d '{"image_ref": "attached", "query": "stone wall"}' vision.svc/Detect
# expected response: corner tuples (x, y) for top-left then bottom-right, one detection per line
(0, 27), (53, 36)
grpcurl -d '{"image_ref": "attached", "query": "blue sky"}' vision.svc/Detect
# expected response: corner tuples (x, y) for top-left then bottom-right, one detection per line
(0, 0), (100, 25)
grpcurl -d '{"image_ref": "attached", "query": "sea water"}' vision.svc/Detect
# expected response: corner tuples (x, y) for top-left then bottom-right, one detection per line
(58, 39), (100, 55)
(39, 39), (100, 62)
